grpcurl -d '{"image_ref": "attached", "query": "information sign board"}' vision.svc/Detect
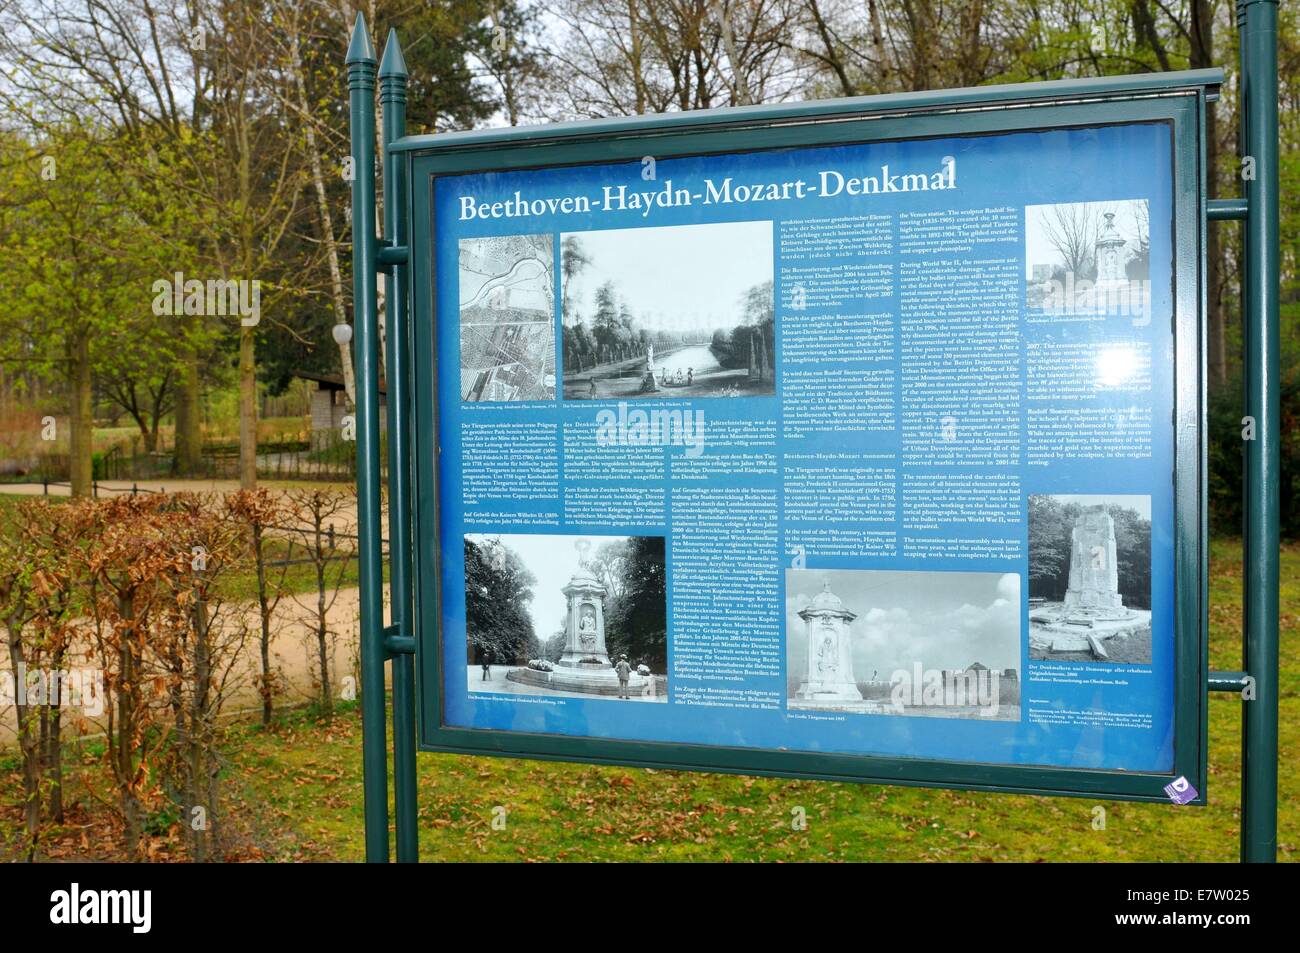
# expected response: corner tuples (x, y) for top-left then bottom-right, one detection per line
(403, 86), (1211, 803)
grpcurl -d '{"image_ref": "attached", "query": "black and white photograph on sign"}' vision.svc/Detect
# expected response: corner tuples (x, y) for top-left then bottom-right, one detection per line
(459, 234), (556, 401)
(1028, 494), (1153, 663)
(785, 569), (1021, 721)
(560, 221), (775, 400)
(1024, 199), (1151, 319)
(465, 533), (668, 701)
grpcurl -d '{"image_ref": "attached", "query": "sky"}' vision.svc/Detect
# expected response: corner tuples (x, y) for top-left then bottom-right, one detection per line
(1046, 493), (1151, 519)
(786, 569), (1020, 682)
(563, 220), (773, 334)
(468, 532), (632, 637)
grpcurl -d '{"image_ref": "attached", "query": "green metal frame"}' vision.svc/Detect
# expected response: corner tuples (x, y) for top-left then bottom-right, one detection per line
(1236, 0), (1281, 865)
(347, 3), (1280, 862)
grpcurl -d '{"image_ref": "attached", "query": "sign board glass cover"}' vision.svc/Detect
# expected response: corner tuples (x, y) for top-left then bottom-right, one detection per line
(419, 114), (1196, 790)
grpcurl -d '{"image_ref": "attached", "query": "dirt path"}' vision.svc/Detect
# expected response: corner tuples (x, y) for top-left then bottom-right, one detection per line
(1, 479), (392, 542)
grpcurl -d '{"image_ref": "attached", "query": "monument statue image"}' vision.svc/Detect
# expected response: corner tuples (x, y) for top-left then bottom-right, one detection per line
(506, 538), (656, 697)
(1060, 504), (1133, 616)
(1025, 200), (1149, 317)
(638, 343), (660, 393)
(793, 583), (864, 702)
(1094, 211), (1128, 292)
(1064, 507), (1124, 611)
(557, 539), (612, 667)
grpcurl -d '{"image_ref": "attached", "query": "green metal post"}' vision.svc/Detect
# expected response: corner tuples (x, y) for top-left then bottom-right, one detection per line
(1239, 0), (1280, 864)
(347, 13), (390, 864)
(380, 28), (419, 864)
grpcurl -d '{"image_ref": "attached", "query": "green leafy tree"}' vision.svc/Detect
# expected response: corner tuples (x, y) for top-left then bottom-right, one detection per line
(1110, 504), (1153, 610)
(606, 536), (667, 670)
(464, 537), (537, 664)
(0, 128), (160, 495)
(1027, 494), (1071, 599)
(591, 281), (622, 360)
(561, 234), (591, 325)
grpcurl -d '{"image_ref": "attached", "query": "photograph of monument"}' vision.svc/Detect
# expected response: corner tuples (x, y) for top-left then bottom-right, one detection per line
(1024, 198), (1151, 318)
(463, 532), (667, 701)
(560, 221), (775, 399)
(459, 234), (556, 402)
(1028, 494), (1153, 662)
(785, 568), (1021, 720)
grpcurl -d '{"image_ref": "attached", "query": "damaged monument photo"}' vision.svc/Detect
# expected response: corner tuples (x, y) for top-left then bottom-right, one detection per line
(1028, 494), (1153, 662)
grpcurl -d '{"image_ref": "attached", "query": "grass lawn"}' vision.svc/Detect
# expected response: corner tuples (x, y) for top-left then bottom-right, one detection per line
(91, 417), (311, 451)
(2, 537), (1294, 862)
(216, 537), (1296, 862)
(215, 534), (373, 602)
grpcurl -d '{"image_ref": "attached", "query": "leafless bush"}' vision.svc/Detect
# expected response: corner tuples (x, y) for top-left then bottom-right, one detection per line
(284, 487), (353, 714)
(70, 494), (247, 860)
(225, 489), (290, 724)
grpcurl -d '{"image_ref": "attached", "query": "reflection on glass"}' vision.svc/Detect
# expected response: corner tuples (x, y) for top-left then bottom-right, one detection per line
(1095, 344), (1140, 388)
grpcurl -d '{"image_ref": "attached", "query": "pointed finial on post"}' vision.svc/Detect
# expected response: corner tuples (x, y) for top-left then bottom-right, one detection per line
(379, 29), (408, 80)
(379, 28), (408, 110)
(346, 12), (376, 66)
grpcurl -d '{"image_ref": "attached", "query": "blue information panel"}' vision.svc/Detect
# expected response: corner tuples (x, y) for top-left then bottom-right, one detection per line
(429, 121), (1180, 776)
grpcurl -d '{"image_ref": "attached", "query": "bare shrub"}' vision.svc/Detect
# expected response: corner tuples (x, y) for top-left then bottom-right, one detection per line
(225, 489), (290, 724)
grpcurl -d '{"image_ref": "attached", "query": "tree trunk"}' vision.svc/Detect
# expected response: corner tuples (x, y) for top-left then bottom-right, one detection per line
(868, 0), (891, 91)
(1190, 0), (1224, 387)
(260, 614), (273, 723)
(190, 584), (212, 862)
(315, 530), (332, 712)
(46, 643), (65, 823)
(238, 325), (257, 490)
(174, 356), (203, 475)
(253, 527), (274, 724)
(287, 6), (356, 406)
(114, 597), (145, 860)
(959, 0), (985, 87)
(317, 621), (331, 712)
(708, 0), (752, 105)
(628, 0), (648, 113)
(901, 0), (936, 91)
(808, 0), (854, 96)
(6, 615), (41, 858)
(146, 374), (171, 458)
(68, 331), (93, 498)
